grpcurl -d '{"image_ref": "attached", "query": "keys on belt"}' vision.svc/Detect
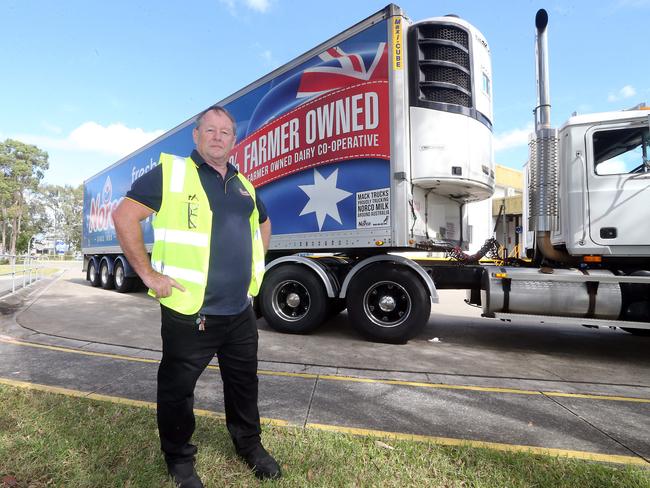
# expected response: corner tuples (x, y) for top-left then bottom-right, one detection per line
(195, 314), (206, 331)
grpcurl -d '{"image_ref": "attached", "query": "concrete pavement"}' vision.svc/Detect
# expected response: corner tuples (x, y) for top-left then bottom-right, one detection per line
(1, 263), (649, 466)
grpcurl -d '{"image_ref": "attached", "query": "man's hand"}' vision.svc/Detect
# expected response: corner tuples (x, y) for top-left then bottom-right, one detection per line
(260, 218), (272, 253)
(142, 270), (186, 298)
(113, 199), (187, 299)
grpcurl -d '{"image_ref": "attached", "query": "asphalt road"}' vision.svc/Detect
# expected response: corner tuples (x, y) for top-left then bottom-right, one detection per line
(1, 262), (649, 466)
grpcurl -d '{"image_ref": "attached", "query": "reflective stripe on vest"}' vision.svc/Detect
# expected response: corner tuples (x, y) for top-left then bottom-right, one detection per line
(150, 153), (211, 314)
(151, 260), (205, 285)
(170, 156), (186, 193)
(153, 228), (209, 247)
(150, 153), (265, 315)
(237, 173), (266, 297)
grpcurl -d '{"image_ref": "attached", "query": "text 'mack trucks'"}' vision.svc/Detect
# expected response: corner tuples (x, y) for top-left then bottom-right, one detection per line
(82, 4), (650, 343)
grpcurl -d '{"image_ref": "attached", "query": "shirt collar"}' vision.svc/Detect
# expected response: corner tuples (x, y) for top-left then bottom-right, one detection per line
(190, 149), (238, 177)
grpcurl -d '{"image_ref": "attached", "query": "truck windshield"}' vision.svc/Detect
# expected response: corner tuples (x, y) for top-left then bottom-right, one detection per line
(593, 126), (650, 175)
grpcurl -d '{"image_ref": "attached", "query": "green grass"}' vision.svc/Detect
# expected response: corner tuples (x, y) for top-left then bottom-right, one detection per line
(0, 265), (58, 277)
(0, 385), (648, 487)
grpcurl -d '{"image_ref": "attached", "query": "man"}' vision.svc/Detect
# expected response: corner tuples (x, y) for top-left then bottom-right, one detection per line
(113, 105), (279, 487)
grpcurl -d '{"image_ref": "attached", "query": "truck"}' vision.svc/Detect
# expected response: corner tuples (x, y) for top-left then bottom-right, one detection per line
(82, 4), (650, 343)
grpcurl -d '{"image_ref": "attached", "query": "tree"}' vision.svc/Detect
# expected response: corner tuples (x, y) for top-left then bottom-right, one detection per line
(15, 194), (49, 253)
(39, 183), (83, 251)
(0, 139), (49, 256)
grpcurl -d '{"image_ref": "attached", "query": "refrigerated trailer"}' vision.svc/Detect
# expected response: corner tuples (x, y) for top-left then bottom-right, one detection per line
(82, 5), (650, 343)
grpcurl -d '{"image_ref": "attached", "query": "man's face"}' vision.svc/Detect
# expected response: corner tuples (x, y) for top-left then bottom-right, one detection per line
(192, 110), (236, 166)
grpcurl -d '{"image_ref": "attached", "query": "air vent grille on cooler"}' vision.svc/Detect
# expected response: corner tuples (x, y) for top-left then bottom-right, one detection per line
(420, 86), (471, 106)
(419, 44), (469, 68)
(421, 65), (471, 91)
(417, 25), (469, 48)
(415, 24), (472, 108)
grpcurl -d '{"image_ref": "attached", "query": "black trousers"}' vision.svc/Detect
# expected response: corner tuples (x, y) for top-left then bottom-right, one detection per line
(157, 303), (261, 465)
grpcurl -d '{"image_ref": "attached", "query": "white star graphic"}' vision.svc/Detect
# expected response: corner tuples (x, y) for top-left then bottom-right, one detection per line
(298, 168), (352, 230)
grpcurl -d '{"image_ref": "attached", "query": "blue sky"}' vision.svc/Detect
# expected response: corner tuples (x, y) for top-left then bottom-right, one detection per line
(1, 0), (648, 186)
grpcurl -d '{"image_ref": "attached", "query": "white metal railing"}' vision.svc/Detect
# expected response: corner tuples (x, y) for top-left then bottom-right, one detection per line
(0, 254), (42, 296)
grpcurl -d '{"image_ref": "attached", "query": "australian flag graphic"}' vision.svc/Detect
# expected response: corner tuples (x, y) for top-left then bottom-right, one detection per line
(225, 20), (392, 236)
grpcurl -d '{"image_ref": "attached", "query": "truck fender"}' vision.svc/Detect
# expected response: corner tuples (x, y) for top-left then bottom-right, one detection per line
(265, 256), (338, 298)
(339, 255), (439, 303)
(99, 255), (115, 275)
(87, 255), (101, 274)
(115, 255), (138, 278)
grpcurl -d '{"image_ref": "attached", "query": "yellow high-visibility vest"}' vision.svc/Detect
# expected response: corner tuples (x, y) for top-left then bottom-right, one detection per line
(150, 153), (265, 315)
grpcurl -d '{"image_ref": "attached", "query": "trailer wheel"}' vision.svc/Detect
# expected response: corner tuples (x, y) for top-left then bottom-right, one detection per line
(87, 260), (101, 287)
(346, 263), (430, 344)
(260, 264), (328, 334)
(113, 260), (134, 293)
(100, 261), (114, 290)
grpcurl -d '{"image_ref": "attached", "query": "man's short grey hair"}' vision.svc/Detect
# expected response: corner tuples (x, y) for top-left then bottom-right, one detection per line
(195, 105), (237, 133)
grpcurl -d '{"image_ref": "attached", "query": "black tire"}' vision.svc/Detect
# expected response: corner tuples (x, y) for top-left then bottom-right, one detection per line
(87, 260), (101, 287)
(113, 260), (135, 293)
(260, 264), (329, 334)
(100, 261), (115, 290)
(346, 263), (431, 344)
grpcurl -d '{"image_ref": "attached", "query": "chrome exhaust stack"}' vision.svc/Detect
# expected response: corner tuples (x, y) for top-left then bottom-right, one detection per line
(528, 9), (574, 263)
(534, 9), (552, 131)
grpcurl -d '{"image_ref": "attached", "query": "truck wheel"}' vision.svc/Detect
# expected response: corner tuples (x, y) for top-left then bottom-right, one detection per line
(260, 264), (328, 334)
(100, 261), (114, 290)
(87, 260), (101, 287)
(113, 261), (134, 293)
(346, 264), (430, 344)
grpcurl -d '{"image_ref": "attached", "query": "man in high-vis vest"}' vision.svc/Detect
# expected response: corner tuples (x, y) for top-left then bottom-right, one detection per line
(113, 106), (278, 486)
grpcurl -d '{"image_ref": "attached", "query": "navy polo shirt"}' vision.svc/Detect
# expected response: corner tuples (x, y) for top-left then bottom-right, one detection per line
(126, 150), (268, 316)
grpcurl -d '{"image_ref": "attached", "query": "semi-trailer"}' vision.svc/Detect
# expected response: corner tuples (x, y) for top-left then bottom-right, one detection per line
(82, 5), (650, 342)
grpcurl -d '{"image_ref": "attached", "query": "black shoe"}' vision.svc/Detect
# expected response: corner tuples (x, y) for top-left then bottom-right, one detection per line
(167, 461), (204, 488)
(240, 444), (282, 480)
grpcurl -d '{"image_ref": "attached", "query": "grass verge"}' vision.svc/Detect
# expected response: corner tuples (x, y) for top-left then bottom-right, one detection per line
(0, 266), (58, 278)
(0, 384), (648, 487)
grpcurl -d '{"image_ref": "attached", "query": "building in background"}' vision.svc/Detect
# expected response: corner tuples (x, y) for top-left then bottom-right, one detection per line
(492, 165), (524, 258)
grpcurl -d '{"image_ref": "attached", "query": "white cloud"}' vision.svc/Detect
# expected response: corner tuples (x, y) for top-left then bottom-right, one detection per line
(261, 49), (273, 62)
(494, 123), (534, 152)
(245, 0), (271, 12)
(1, 122), (165, 185)
(219, 0), (236, 15)
(252, 43), (276, 66)
(219, 0), (271, 15)
(621, 85), (636, 97)
(607, 85), (636, 102)
(68, 122), (164, 155)
(7, 122), (164, 157)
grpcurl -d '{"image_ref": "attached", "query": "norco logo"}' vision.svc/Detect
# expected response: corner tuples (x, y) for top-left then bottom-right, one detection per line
(88, 176), (120, 233)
